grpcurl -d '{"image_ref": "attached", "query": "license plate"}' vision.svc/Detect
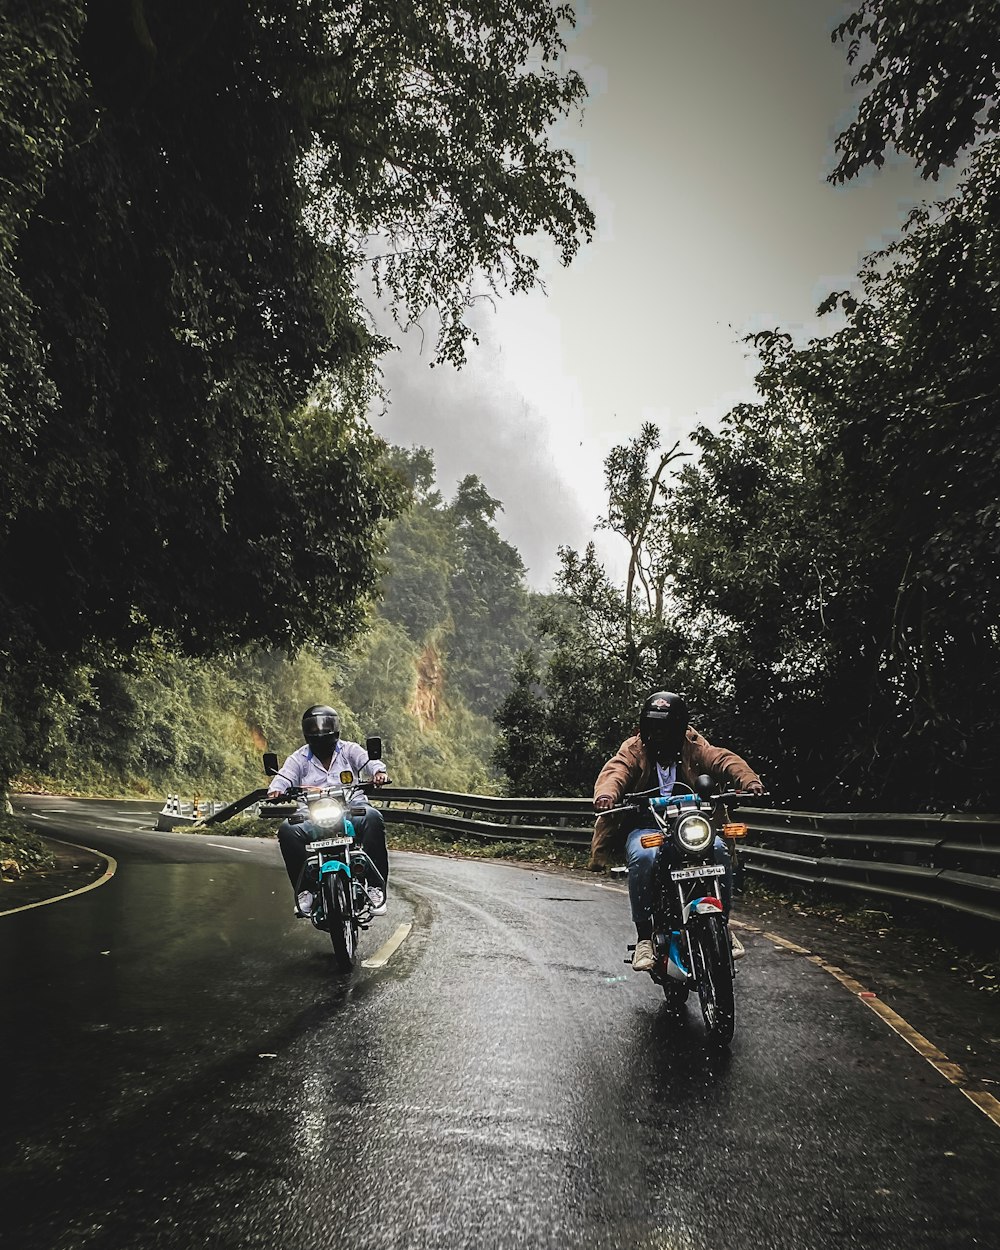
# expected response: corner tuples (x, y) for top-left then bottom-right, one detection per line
(670, 864), (726, 882)
(310, 838), (352, 852)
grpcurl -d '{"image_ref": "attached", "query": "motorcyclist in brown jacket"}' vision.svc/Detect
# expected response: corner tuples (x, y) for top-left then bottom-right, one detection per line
(592, 691), (763, 973)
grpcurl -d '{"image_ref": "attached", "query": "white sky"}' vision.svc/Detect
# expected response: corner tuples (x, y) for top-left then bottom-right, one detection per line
(373, 0), (958, 588)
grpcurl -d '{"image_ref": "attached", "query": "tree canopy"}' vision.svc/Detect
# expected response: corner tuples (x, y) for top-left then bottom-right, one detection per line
(832, 0), (1000, 180)
(0, 1), (593, 787)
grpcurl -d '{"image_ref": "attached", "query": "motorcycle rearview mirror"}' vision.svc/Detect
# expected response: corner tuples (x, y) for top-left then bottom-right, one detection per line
(263, 752), (279, 777)
(693, 773), (715, 798)
(365, 736), (383, 762)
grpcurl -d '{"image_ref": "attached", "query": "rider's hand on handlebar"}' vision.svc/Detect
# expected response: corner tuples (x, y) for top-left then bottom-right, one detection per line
(594, 794), (615, 812)
(745, 780), (765, 796)
(373, 771), (388, 786)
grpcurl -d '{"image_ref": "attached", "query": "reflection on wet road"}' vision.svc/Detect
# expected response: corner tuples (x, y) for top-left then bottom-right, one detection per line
(1, 796), (998, 1249)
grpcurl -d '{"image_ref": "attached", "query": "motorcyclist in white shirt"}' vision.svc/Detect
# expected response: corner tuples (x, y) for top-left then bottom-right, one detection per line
(268, 705), (390, 917)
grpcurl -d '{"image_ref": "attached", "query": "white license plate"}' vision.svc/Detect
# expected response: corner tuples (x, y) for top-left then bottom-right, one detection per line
(670, 864), (726, 882)
(310, 838), (352, 852)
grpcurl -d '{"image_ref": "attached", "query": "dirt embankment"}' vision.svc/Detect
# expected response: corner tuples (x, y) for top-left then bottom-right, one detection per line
(410, 642), (445, 729)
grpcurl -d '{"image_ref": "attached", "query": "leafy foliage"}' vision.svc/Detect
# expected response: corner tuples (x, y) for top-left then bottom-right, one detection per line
(0, 2), (593, 790)
(381, 451), (536, 716)
(21, 447), (540, 798)
(493, 434), (711, 797)
(498, 136), (1000, 810)
(831, 0), (1000, 180)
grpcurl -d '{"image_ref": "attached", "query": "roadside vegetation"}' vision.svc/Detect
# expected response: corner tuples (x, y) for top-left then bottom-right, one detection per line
(0, 2), (593, 805)
(496, 5), (1000, 815)
(0, 817), (56, 880)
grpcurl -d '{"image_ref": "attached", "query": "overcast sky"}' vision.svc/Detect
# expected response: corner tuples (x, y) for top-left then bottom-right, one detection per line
(372, 0), (957, 588)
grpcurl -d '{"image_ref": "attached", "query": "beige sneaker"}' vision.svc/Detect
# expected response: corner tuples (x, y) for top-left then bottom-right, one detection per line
(730, 932), (746, 960)
(632, 939), (656, 972)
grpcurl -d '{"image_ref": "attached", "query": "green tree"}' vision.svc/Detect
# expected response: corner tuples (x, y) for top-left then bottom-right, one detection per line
(666, 142), (1000, 808)
(831, 0), (1000, 181)
(446, 474), (535, 715)
(0, 2), (594, 789)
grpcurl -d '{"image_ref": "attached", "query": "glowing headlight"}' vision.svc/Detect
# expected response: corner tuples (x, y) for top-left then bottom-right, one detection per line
(310, 799), (344, 828)
(675, 814), (714, 854)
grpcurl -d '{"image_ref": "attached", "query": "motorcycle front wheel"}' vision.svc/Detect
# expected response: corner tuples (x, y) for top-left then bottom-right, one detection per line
(662, 980), (689, 1012)
(691, 914), (735, 1045)
(324, 872), (357, 973)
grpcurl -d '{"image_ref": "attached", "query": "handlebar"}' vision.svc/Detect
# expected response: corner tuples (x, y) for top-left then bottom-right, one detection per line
(263, 779), (390, 803)
(598, 788), (767, 815)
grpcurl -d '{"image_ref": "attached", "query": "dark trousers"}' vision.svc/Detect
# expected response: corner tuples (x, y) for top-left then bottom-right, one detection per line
(277, 805), (389, 895)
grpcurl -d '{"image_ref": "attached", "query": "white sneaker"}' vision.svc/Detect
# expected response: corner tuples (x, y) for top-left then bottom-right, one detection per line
(632, 939), (655, 972)
(731, 932), (746, 960)
(295, 890), (315, 917)
(368, 886), (387, 917)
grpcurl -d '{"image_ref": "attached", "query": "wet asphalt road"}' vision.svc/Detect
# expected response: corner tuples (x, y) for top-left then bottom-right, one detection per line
(2, 795), (999, 1250)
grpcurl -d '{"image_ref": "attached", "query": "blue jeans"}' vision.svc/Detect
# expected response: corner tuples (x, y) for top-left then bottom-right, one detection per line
(625, 826), (732, 934)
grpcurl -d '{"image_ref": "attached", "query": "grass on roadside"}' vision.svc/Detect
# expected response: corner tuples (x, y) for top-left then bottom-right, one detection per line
(0, 815), (57, 878)
(385, 824), (590, 869)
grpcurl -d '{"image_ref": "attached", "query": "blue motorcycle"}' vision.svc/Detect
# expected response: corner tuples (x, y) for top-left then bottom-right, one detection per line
(262, 745), (388, 973)
(611, 776), (759, 1045)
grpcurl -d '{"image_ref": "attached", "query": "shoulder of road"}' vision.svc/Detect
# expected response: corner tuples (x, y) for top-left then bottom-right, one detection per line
(1, 839), (108, 911)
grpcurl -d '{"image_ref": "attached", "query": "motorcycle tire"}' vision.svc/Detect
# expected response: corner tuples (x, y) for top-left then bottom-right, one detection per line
(324, 872), (357, 973)
(691, 913), (735, 1045)
(662, 980), (689, 1012)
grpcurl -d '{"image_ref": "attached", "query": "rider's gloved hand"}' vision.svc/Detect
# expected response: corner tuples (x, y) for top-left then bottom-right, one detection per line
(594, 794), (615, 812)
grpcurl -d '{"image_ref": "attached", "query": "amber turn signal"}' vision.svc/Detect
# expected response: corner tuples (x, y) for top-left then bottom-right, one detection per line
(639, 832), (665, 848)
(723, 822), (748, 839)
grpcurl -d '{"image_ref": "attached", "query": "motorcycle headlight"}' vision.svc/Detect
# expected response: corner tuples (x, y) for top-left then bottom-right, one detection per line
(310, 799), (344, 828)
(675, 814), (714, 854)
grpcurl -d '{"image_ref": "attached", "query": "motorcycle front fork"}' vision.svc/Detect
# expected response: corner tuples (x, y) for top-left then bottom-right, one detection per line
(653, 878), (726, 980)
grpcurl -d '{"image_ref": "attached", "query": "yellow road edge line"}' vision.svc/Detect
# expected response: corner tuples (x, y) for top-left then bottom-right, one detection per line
(362, 922), (413, 969)
(761, 929), (812, 955)
(795, 949), (1000, 1132)
(962, 1089), (1000, 1126)
(0, 838), (118, 919)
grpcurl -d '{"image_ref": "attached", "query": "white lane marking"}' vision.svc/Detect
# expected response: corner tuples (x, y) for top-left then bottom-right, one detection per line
(205, 842), (253, 854)
(594, 881), (627, 894)
(0, 839), (118, 919)
(362, 923), (413, 969)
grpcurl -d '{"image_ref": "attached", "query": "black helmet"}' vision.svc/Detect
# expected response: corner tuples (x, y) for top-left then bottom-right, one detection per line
(638, 690), (688, 763)
(302, 704), (341, 753)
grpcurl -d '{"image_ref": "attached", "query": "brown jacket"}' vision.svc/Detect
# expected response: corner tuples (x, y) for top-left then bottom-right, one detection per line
(589, 728), (761, 868)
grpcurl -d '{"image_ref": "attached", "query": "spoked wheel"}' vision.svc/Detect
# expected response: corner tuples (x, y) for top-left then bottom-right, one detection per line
(324, 873), (357, 973)
(691, 914), (735, 1045)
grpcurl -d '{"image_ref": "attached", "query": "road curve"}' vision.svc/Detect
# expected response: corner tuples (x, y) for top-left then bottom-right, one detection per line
(1, 795), (998, 1250)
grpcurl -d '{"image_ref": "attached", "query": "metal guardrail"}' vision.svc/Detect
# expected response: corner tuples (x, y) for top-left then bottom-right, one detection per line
(740, 809), (1000, 925)
(156, 786), (1000, 923)
(375, 791), (1000, 923)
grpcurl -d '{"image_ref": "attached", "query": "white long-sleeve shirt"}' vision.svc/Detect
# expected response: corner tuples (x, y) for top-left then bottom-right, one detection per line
(269, 741), (386, 798)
